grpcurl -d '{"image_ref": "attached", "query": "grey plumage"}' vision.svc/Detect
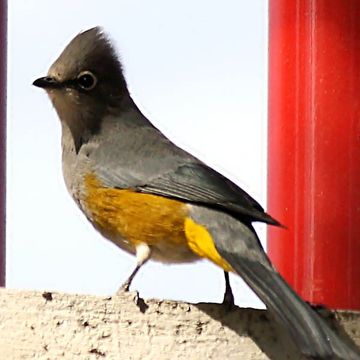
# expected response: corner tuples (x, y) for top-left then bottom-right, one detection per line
(33, 27), (360, 360)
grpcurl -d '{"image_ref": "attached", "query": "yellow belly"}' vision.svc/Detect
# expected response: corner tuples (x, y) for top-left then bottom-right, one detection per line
(83, 173), (232, 271)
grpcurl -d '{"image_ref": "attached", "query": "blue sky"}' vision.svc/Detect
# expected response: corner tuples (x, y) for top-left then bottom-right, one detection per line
(7, 0), (268, 307)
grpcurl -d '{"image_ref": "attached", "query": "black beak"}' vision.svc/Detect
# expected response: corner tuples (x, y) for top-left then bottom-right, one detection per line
(33, 76), (61, 89)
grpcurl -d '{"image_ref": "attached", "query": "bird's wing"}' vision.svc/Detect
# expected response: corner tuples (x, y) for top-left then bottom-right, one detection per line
(137, 162), (279, 225)
(91, 123), (279, 226)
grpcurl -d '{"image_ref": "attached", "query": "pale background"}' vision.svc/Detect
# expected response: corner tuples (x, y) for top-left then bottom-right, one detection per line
(7, 0), (268, 307)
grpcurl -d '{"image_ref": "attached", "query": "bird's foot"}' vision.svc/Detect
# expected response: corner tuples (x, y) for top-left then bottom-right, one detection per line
(116, 280), (131, 295)
(222, 286), (236, 310)
(222, 271), (236, 310)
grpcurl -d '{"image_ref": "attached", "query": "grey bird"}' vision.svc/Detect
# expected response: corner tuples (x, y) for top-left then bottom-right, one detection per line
(33, 27), (360, 359)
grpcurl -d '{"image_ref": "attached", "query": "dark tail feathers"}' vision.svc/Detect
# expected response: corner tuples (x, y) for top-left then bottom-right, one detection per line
(226, 255), (360, 360)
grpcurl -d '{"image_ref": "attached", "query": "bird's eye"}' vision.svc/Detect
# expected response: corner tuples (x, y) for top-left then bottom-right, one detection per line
(77, 71), (97, 90)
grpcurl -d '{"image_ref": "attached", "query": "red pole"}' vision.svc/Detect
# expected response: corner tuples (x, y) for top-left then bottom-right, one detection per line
(268, 0), (360, 310)
(0, 0), (6, 287)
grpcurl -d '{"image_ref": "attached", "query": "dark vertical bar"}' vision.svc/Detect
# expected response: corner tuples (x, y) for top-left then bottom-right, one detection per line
(268, 0), (360, 310)
(0, 0), (7, 286)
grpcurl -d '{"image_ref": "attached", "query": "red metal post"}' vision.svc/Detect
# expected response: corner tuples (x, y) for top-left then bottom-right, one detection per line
(268, 0), (360, 310)
(0, 0), (6, 286)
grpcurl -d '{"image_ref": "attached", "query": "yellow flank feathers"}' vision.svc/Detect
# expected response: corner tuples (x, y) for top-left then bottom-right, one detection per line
(83, 173), (188, 247)
(83, 173), (233, 270)
(184, 218), (233, 272)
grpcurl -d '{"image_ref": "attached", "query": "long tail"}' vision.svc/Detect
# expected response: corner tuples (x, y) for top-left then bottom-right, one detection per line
(216, 234), (360, 359)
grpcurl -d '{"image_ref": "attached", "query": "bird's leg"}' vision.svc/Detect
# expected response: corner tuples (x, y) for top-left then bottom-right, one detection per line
(222, 271), (235, 308)
(119, 264), (142, 292)
(117, 243), (151, 294)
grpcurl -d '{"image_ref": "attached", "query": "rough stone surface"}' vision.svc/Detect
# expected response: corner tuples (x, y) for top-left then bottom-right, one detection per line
(0, 288), (359, 359)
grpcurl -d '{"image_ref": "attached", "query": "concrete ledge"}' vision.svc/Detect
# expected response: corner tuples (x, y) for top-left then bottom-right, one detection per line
(0, 288), (359, 359)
